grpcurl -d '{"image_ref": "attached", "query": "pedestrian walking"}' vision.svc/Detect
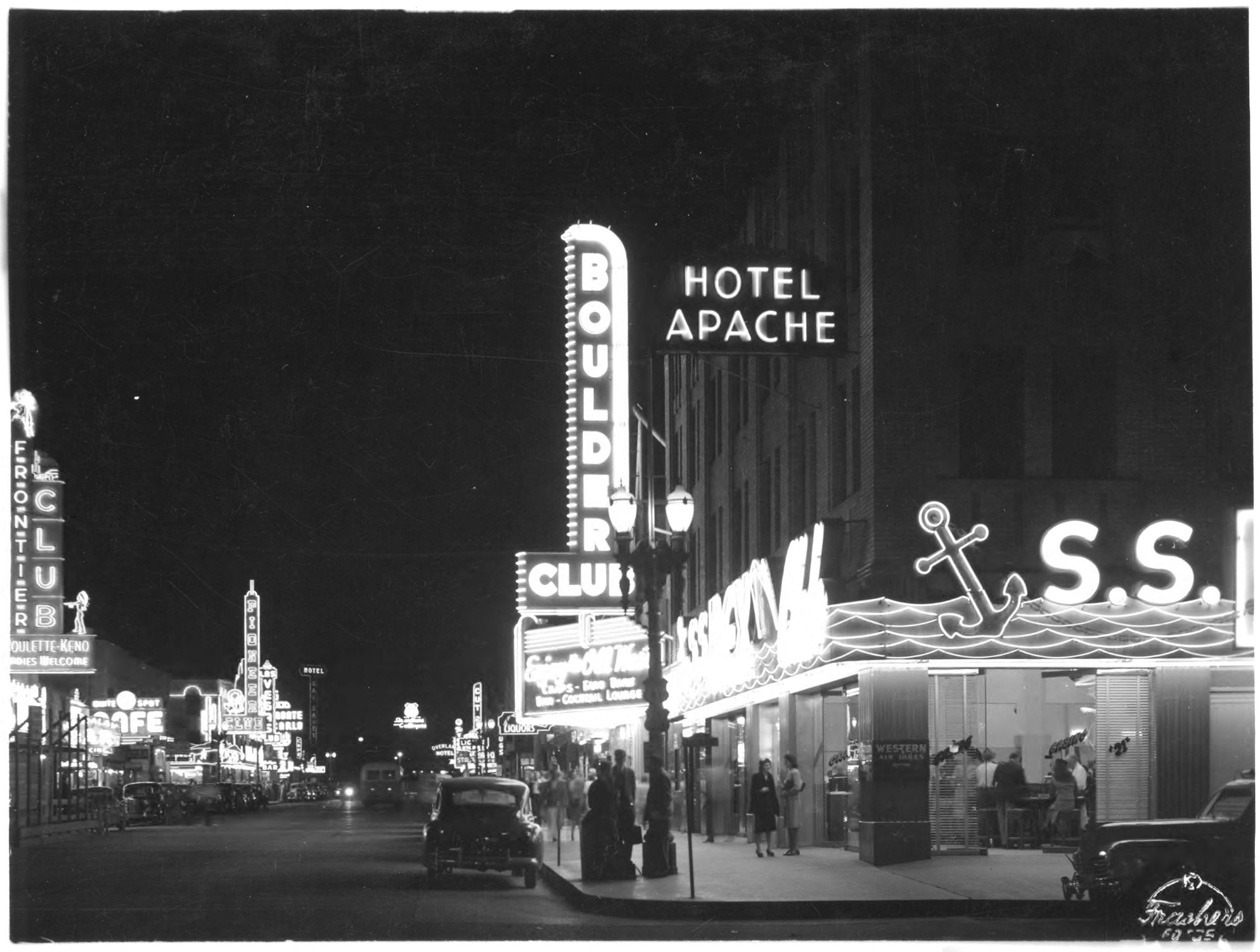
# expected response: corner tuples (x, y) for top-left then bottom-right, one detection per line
(542, 766), (566, 842)
(566, 770), (584, 839)
(748, 758), (779, 858)
(779, 753), (804, 855)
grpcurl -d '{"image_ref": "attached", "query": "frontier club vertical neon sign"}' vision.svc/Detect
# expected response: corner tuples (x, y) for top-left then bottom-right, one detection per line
(516, 224), (631, 613)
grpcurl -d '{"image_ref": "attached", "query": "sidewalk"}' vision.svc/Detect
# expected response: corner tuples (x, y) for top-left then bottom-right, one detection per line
(539, 829), (1090, 920)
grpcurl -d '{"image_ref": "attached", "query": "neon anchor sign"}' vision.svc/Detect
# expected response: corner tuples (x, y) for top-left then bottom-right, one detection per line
(914, 501), (1028, 638)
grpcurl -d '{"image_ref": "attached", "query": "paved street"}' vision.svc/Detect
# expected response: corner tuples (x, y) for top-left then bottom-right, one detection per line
(10, 799), (1113, 942)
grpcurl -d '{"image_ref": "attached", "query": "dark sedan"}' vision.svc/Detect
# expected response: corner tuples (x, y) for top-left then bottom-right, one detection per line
(422, 777), (543, 888)
(1063, 776), (1254, 939)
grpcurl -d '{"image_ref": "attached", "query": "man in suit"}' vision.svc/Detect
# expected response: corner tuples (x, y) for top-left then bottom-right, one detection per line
(992, 751), (1028, 848)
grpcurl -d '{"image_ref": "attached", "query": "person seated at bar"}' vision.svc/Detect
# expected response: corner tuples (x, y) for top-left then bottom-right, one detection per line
(1045, 758), (1080, 841)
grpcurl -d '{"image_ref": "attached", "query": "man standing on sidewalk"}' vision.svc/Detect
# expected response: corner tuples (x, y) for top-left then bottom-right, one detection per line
(642, 755), (674, 878)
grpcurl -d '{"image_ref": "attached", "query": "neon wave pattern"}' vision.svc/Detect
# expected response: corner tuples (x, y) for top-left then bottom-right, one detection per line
(667, 597), (1245, 713)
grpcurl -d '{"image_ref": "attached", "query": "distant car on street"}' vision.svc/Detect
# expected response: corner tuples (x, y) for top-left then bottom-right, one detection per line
(421, 776), (542, 888)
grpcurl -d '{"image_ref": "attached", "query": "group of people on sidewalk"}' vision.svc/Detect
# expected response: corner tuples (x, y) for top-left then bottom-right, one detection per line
(748, 754), (805, 858)
(536, 749), (676, 882)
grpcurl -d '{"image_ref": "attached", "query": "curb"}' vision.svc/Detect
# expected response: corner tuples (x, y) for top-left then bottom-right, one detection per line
(539, 863), (1100, 920)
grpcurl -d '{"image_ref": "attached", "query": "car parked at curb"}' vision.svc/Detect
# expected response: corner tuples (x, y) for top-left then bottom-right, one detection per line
(1062, 774), (1254, 937)
(422, 776), (543, 888)
(65, 786), (129, 832)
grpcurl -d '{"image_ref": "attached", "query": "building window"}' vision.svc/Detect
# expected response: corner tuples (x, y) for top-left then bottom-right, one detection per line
(772, 446), (783, 550)
(705, 512), (718, 596)
(670, 425), (681, 489)
(958, 346), (1025, 478)
(688, 403), (698, 485)
(1052, 346), (1116, 478)
(757, 457), (771, 555)
(790, 424), (806, 537)
(731, 486), (743, 579)
(850, 368), (862, 492)
(831, 382), (849, 504)
(848, 163), (861, 294)
(805, 412), (817, 525)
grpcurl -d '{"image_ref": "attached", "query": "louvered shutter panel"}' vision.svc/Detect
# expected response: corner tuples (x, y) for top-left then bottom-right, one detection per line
(1095, 671), (1153, 821)
(928, 674), (979, 850)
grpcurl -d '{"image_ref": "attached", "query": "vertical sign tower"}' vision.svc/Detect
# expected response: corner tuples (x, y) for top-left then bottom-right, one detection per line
(243, 582), (262, 719)
(11, 391), (65, 637)
(301, 665), (325, 754)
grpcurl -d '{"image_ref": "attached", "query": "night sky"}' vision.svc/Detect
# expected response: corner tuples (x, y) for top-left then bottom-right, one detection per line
(10, 9), (1249, 753)
(10, 9), (825, 747)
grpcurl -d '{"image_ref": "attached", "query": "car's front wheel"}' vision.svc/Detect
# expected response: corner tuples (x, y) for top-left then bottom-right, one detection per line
(524, 866), (537, 889)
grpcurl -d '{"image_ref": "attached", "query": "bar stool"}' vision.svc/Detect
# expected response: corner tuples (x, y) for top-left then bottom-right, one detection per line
(1005, 807), (1035, 849)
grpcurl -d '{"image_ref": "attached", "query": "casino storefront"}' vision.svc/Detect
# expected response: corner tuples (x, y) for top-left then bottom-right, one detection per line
(665, 512), (1255, 866)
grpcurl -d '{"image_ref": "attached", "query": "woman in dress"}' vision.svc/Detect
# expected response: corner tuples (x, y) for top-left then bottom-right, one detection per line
(748, 758), (780, 858)
(780, 753), (805, 855)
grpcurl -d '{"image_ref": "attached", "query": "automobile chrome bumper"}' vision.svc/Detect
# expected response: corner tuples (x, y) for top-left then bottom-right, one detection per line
(427, 850), (540, 872)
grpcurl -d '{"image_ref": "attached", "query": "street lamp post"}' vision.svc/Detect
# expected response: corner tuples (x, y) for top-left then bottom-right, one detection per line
(608, 483), (695, 766)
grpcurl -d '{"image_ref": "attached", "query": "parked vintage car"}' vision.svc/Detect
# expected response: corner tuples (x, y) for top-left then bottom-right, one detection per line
(123, 782), (174, 825)
(421, 777), (543, 888)
(187, 782), (228, 814)
(65, 786), (129, 832)
(1062, 774), (1254, 936)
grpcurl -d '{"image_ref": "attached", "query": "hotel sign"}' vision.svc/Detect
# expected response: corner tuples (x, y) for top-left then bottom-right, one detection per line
(517, 224), (631, 615)
(660, 263), (840, 354)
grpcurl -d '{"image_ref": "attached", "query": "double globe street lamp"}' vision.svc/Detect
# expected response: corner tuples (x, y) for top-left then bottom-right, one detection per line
(607, 483), (695, 764)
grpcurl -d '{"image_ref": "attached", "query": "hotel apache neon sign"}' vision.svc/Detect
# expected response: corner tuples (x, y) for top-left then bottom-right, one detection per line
(661, 264), (841, 354)
(517, 224), (632, 613)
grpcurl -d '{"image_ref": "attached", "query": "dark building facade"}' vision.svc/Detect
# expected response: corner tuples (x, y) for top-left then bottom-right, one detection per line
(656, 14), (1252, 863)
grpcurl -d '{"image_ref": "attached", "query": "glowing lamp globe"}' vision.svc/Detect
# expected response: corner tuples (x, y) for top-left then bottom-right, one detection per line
(608, 484), (637, 535)
(665, 486), (695, 534)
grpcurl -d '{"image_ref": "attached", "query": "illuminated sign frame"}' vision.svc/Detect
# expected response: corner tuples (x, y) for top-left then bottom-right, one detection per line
(517, 224), (631, 615)
(243, 581), (262, 719)
(11, 391), (67, 638)
(517, 613), (652, 719)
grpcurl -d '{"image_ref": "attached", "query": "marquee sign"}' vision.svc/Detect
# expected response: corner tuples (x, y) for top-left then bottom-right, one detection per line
(518, 614), (651, 718)
(659, 262), (840, 354)
(10, 634), (95, 674)
(516, 223), (631, 615)
(666, 504), (1249, 717)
